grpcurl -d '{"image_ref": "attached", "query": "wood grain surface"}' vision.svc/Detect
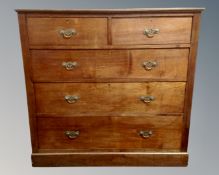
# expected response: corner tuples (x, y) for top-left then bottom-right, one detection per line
(35, 82), (186, 115)
(27, 17), (107, 46)
(112, 17), (192, 45)
(31, 49), (188, 82)
(16, 8), (203, 166)
(129, 49), (189, 80)
(37, 115), (183, 150)
(32, 152), (188, 166)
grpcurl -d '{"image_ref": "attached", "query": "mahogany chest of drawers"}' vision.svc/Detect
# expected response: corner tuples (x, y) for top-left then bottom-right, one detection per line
(16, 8), (204, 166)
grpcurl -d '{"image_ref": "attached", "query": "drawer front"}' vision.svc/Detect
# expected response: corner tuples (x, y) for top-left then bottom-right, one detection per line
(27, 17), (107, 46)
(35, 82), (185, 115)
(112, 17), (192, 45)
(31, 49), (188, 82)
(37, 116), (183, 150)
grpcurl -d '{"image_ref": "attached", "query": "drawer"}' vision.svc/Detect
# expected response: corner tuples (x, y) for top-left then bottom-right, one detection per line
(31, 49), (188, 82)
(27, 17), (107, 46)
(35, 82), (185, 116)
(37, 116), (183, 150)
(112, 17), (192, 45)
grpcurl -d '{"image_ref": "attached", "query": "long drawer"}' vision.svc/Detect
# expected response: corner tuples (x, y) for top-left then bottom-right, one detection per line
(31, 49), (189, 82)
(35, 82), (186, 116)
(112, 17), (192, 45)
(27, 17), (107, 46)
(37, 116), (183, 150)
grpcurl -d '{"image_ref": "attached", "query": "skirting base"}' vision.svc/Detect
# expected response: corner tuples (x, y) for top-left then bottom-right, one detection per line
(32, 152), (188, 167)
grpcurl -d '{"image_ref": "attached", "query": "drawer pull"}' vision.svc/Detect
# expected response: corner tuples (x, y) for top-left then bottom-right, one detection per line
(140, 96), (155, 103)
(60, 28), (77, 39)
(142, 61), (157, 71)
(64, 95), (79, 104)
(62, 61), (78, 70)
(139, 130), (153, 139)
(144, 28), (160, 38)
(65, 130), (80, 139)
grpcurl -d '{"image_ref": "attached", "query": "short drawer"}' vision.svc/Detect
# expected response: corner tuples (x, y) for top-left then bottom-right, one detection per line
(31, 49), (188, 82)
(112, 17), (192, 45)
(37, 116), (183, 150)
(35, 82), (185, 116)
(27, 17), (107, 46)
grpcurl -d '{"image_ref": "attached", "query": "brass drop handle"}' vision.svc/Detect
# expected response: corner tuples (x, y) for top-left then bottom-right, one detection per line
(62, 61), (78, 70)
(65, 130), (80, 139)
(140, 96), (155, 103)
(60, 28), (77, 39)
(64, 95), (79, 104)
(142, 61), (157, 71)
(144, 28), (160, 38)
(139, 130), (153, 139)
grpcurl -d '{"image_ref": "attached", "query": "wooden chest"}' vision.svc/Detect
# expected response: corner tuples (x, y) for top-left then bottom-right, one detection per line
(16, 8), (204, 166)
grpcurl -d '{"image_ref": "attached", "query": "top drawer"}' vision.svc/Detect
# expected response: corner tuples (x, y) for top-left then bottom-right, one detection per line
(112, 17), (192, 45)
(27, 17), (107, 46)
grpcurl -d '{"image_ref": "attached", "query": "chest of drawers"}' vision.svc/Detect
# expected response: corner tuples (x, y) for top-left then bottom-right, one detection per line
(16, 8), (204, 166)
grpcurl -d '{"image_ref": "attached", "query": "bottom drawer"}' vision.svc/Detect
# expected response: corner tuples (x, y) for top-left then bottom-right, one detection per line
(37, 116), (183, 151)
